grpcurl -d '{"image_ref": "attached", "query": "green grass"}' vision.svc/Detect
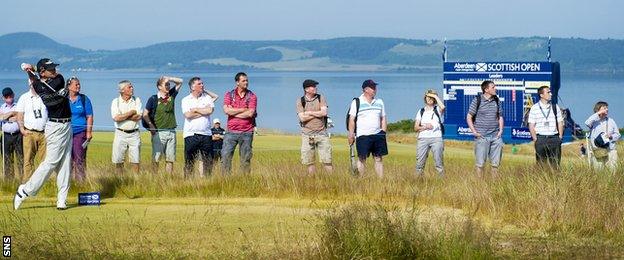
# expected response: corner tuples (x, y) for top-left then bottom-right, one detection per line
(1, 131), (623, 258)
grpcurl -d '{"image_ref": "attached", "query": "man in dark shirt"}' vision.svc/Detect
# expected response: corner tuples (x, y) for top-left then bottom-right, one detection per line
(14, 58), (73, 210)
(211, 118), (225, 164)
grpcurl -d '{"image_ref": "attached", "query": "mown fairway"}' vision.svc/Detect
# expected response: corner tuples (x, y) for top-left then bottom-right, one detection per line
(1, 131), (623, 258)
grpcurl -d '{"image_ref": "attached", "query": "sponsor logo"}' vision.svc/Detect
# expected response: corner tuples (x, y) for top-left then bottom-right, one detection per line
(457, 126), (474, 136)
(511, 128), (532, 139)
(78, 192), (101, 206)
(453, 63), (476, 72)
(476, 63), (487, 72)
(453, 62), (542, 72)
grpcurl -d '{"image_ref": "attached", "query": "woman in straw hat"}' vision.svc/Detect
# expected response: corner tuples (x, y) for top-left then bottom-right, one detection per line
(414, 89), (445, 176)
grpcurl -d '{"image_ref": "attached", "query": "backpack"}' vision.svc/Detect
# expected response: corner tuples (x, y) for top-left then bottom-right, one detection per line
(299, 94), (328, 128)
(472, 95), (500, 122)
(345, 97), (360, 133)
(229, 89), (257, 127)
(141, 94), (158, 129)
(418, 106), (445, 134)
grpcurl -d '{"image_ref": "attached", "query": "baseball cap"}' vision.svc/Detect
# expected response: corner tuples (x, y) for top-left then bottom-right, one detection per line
(2, 87), (14, 97)
(213, 118), (221, 124)
(302, 79), (319, 89)
(361, 79), (378, 89)
(36, 58), (59, 72)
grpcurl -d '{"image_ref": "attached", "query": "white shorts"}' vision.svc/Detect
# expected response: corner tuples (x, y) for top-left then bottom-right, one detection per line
(112, 130), (141, 164)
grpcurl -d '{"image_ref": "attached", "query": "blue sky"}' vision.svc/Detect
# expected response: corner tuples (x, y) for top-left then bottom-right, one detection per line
(1, 0), (622, 50)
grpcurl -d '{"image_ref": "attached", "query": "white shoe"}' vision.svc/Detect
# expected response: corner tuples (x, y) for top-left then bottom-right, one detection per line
(57, 202), (68, 210)
(13, 184), (28, 210)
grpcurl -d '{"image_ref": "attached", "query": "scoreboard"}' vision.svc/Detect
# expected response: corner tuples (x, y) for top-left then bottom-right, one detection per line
(442, 61), (568, 143)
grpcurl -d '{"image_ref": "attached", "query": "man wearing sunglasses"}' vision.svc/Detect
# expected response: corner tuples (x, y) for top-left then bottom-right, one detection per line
(14, 58), (72, 210)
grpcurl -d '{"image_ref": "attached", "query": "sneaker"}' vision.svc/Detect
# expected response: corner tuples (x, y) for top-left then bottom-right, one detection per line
(57, 202), (68, 210)
(13, 184), (28, 210)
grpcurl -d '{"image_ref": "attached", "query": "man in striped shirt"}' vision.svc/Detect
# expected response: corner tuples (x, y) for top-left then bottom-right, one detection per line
(466, 80), (504, 178)
(528, 86), (564, 169)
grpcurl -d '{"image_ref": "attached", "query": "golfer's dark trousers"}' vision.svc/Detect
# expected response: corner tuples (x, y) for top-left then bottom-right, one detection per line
(2, 131), (23, 179)
(535, 134), (562, 168)
(184, 134), (213, 177)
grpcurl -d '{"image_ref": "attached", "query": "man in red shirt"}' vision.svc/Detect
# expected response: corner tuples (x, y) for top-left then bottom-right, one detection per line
(221, 72), (257, 175)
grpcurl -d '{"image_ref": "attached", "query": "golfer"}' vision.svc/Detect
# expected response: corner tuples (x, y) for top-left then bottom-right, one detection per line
(14, 59), (73, 210)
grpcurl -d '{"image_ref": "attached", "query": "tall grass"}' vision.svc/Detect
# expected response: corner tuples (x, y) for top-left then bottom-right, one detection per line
(2, 132), (623, 251)
(315, 203), (494, 259)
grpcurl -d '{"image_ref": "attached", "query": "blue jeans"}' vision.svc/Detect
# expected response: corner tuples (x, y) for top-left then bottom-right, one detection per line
(221, 132), (254, 175)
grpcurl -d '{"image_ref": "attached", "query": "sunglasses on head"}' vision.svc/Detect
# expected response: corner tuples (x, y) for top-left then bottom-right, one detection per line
(66, 76), (79, 84)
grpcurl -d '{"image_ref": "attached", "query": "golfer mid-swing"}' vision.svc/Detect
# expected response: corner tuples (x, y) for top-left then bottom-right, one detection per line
(14, 58), (73, 210)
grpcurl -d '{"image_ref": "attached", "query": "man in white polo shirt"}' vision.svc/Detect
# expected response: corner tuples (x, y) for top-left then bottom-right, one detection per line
(528, 85), (564, 169)
(111, 80), (142, 174)
(347, 79), (388, 177)
(181, 77), (215, 177)
(15, 84), (48, 181)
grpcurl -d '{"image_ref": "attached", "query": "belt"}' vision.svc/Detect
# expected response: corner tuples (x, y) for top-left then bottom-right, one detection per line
(537, 134), (559, 138)
(25, 127), (44, 133)
(117, 128), (138, 134)
(3, 132), (20, 136)
(158, 128), (176, 132)
(49, 118), (71, 123)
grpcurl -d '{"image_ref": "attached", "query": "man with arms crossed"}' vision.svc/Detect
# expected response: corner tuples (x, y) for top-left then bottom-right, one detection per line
(222, 72), (257, 175)
(111, 80), (142, 174)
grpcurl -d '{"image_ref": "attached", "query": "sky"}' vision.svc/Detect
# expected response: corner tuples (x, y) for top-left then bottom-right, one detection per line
(1, 0), (623, 50)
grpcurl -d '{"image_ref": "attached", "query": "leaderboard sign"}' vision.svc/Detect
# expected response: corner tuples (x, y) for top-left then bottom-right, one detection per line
(442, 61), (562, 143)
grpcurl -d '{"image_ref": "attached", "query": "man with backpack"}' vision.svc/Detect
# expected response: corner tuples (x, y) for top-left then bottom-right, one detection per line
(347, 79), (387, 178)
(528, 86), (564, 169)
(466, 80), (504, 178)
(414, 89), (445, 176)
(296, 79), (332, 174)
(142, 76), (183, 174)
(222, 72), (257, 175)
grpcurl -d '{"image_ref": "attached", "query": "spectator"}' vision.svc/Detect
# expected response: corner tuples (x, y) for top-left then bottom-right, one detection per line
(67, 77), (94, 182)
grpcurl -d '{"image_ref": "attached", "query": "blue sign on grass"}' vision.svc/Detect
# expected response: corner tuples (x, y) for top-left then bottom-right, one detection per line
(78, 192), (101, 206)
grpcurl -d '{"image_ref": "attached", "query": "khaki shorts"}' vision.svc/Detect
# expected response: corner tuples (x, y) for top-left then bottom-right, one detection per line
(112, 130), (141, 164)
(301, 133), (332, 165)
(152, 130), (176, 162)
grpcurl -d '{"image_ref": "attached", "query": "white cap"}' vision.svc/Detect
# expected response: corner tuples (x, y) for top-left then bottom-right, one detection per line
(213, 118), (220, 124)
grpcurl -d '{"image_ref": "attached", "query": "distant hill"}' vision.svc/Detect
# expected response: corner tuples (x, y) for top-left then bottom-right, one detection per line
(1, 32), (623, 74)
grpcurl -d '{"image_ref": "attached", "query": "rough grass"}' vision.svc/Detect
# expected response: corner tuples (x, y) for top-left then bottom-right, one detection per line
(1, 131), (623, 258)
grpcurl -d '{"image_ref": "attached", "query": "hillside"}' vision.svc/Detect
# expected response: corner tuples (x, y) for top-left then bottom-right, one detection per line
(1, 32), (623, 74)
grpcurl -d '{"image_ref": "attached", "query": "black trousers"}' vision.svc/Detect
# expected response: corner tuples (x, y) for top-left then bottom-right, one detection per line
(535, 135), (562, 168)
(184, 134), (213, 176)
(2, 132), (23, 179)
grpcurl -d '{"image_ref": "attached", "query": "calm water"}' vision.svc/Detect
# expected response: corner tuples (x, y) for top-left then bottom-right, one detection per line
(0, 71), (622, 132)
